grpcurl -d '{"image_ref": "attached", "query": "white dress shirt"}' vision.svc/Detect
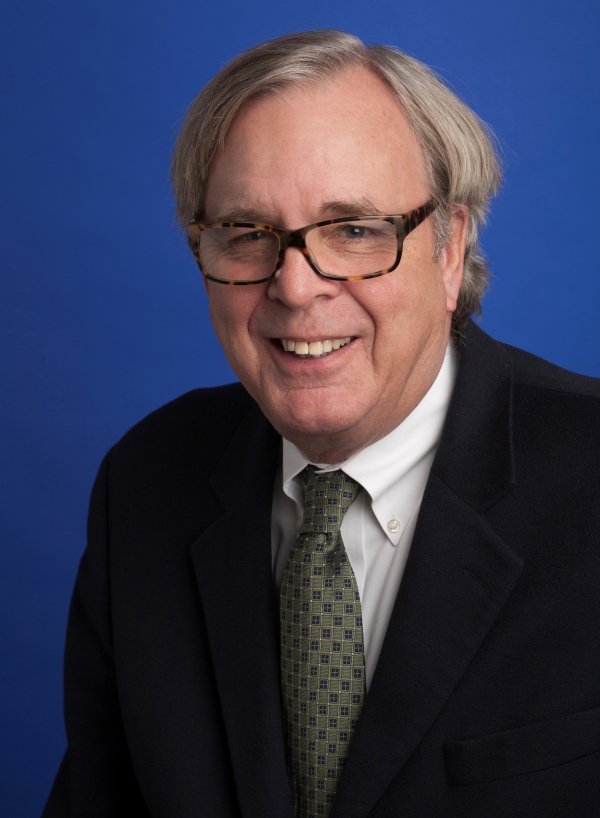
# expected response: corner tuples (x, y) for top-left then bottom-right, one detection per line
(271, 343), (457, 689)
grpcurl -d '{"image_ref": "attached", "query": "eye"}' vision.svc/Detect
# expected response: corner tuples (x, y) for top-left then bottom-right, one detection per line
(230, 230), (269, 245)
(341, 225), (367, 239)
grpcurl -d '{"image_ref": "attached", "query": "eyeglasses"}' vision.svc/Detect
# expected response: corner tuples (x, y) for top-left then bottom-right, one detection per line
(186, 199), (437, 285)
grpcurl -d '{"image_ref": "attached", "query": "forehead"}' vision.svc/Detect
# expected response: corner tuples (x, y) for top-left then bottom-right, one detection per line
(204, 68), (429, 223)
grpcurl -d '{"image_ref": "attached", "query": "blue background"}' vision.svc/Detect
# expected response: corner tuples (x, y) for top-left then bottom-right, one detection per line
(1, 0), (599, 814)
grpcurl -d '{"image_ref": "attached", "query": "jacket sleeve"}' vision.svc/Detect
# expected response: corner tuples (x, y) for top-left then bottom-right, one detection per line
(42, 450), (149, 817)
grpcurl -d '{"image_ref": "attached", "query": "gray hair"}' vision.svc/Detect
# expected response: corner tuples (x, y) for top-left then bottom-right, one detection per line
(171, 30), (502, 335)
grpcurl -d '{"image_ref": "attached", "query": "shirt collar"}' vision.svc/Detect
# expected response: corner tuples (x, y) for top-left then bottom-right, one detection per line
(282, 343), (458, 544)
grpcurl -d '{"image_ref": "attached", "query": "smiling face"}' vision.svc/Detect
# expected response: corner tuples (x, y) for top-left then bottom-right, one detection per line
(203, 68), (466, 463)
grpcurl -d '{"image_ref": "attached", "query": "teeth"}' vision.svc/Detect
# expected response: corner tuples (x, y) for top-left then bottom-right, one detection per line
(280, 337), (354, 357)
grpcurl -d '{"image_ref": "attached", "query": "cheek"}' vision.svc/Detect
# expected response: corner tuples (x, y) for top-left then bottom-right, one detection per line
(400, 246), (448, 311)
(207, 294), (231, 352)
(362, 262), (447, 360)
(365, 267), (436, 326)
(208, 287), (242, 334)
(206, 286), (262, 361)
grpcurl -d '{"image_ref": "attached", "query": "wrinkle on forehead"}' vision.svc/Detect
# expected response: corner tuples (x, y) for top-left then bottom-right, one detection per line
(211, 197), (384, 226)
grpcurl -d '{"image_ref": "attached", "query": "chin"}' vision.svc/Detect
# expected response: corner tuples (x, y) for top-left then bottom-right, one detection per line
(270, 398), (363, 442)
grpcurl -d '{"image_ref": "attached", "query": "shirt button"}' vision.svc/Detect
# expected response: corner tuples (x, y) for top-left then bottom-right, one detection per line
(387, 518), (400, 533)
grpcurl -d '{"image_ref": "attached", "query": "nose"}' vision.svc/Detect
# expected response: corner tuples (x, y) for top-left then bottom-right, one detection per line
(267, 246), (341, 310)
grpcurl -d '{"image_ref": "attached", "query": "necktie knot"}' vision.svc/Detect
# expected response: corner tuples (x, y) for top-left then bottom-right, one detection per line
(299, 467), (362, 536)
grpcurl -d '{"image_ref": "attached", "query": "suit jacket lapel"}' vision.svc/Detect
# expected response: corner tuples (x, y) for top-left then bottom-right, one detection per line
(190, 401), (291, 818)
(332, 324), (525, 817)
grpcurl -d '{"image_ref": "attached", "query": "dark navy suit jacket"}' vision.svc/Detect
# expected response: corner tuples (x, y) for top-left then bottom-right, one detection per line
(43, 322), (600, 817)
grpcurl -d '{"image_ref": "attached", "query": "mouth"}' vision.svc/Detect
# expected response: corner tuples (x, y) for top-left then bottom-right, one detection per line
(279, 337), (355, 358)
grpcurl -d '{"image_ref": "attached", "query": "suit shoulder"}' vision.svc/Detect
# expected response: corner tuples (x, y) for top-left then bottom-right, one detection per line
(500, 342), (600, 400)
(109, 381), (256, 473)
(498, 342), (600, 458)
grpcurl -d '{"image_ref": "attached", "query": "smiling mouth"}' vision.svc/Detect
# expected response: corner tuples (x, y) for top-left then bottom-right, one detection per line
(279, 337), (354, 358)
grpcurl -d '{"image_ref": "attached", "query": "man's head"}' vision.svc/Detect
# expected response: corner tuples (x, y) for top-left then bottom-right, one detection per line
(172, 31), (501, 462)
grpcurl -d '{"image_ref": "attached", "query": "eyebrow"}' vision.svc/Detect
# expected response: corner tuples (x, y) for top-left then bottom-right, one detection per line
(209, 197), (383, 226)
(320, 198), (382, 218)
(209, 207), (274, 223)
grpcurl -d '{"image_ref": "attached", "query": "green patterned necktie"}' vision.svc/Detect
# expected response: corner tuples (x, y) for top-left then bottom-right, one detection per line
(280, 466), (365, 818)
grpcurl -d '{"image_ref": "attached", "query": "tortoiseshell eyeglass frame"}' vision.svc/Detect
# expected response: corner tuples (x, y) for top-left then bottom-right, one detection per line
(186, 199), (437, 285)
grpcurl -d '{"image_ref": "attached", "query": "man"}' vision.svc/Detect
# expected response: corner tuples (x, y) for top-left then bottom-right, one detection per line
(44, 31), (600, 818)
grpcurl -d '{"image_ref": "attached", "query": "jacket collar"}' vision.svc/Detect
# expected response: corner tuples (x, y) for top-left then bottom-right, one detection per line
(434, 321), (515, 512)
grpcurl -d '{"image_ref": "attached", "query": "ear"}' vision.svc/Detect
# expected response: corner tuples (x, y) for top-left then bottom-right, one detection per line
(441, 206), (468, 313)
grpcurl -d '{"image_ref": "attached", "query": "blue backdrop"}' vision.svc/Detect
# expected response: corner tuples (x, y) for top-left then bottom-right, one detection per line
(1, 1), (599, 814)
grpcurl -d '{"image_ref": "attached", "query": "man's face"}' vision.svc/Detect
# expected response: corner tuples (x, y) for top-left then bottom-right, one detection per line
(203, 69), (465, 462)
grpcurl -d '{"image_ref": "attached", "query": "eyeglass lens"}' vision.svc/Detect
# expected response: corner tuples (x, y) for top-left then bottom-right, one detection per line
(198, 220), (399, 282)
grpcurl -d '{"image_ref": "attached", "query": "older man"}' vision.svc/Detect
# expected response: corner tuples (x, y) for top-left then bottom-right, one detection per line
(44, 31), (600, 818)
